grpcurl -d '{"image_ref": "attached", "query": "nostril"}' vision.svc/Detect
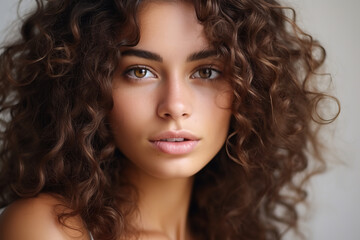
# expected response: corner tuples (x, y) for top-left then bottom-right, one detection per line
(157, 99), (192, 120)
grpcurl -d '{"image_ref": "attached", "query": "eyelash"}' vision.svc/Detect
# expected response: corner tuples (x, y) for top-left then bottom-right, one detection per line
(122, 65), (222, 81)
(123, 65), (157, 80)
(190, 66), (221, 80)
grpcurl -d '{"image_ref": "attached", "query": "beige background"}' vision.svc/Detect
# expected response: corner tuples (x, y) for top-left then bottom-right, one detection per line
(0, 0), (359, 239)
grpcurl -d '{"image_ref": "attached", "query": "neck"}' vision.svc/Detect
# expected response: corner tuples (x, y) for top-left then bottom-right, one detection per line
(126, 166), (194, 240)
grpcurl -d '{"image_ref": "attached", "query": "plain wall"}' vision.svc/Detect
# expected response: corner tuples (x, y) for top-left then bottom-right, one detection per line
(0, 1), (359, 239)
(282, 1), (360, 239)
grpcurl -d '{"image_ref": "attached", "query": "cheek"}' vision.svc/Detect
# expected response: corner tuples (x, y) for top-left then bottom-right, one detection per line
(198, 90), (232, 138)
(109, 92), (144, 141)
(213, 88), (233, 138)
(193, 84), (233, 123)
(110, 97), (127, 130)
(215, 89), (233, 110)
(110, 88), (152, 124)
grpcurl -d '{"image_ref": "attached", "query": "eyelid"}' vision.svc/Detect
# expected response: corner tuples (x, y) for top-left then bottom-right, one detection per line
(190, 65), (222, 80)
(123, 65), (158, 80)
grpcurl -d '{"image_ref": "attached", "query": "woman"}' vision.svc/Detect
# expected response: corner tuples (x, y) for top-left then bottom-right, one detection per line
(0, 0), (338, 239)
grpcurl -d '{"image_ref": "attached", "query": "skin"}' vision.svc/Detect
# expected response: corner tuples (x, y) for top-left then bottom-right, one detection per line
(0, 1), (232, 240)
(0, 194), (91, 240)
(109, 1), (232, 239)
(110, 1), (232, 180)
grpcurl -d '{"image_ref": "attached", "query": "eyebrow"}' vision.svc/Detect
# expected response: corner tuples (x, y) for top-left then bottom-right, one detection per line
(121, 49), (163, 62)
(120, 49), (218, 62)
(186, 49), (218, 62)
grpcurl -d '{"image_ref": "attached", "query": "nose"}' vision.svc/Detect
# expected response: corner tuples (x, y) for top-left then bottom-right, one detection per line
(157, 76), (192, 120)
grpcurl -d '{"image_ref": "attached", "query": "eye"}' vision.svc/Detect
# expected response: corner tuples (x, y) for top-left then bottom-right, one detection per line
(191, 67), (221, 80)
(124, 66), (157, 79)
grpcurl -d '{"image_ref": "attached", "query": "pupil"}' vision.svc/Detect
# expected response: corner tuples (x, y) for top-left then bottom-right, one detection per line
(135, 68), (146, 78)
(200, 69), (211, 78)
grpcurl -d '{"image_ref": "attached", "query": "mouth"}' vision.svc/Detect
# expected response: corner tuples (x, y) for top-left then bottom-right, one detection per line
(149, 131), (200, 155)
(160, 138), (188, 142)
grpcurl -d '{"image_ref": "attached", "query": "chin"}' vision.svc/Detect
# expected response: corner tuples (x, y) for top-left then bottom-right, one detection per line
(135, 160), (206, 180)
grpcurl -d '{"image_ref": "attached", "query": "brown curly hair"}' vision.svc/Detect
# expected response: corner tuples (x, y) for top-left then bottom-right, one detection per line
(0, 0), (339, 239)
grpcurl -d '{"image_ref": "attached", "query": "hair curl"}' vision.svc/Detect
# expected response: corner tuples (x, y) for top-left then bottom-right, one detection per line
(0, 0), (339, 239)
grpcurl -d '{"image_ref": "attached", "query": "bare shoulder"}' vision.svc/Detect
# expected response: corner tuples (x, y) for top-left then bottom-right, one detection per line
(0, 193), (91, 240)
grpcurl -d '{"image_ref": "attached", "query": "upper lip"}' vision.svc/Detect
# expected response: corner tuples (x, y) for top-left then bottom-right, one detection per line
(149, 130), (200, 141)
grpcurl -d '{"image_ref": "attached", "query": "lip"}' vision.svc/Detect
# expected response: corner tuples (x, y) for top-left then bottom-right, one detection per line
(149, 131), (200, 155)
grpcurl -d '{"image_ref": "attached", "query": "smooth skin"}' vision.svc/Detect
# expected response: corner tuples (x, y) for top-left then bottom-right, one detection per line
(0, 1), (232, 240)
(0, 194), (91, 240)
(110, 1), (232, 180)
(110, 1), (232, 239)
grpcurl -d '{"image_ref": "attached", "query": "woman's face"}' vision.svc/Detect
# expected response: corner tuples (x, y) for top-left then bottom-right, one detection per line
(109, 1), (233, 179)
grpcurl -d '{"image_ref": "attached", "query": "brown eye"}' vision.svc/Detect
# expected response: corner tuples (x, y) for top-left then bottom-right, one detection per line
(191, 67), (221, 80)
(125, 67), (156, 79)
(134, 68), (147, 78)
(199, 68), (212, 78)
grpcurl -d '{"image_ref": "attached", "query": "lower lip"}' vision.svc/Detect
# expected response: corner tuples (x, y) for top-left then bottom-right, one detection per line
(150, 140), (199, 155)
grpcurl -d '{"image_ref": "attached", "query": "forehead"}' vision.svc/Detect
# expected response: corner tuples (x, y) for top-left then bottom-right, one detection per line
(134, 1), (210, 54)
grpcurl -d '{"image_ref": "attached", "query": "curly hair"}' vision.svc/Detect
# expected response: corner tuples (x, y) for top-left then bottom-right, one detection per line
(0, 0), (339, 239)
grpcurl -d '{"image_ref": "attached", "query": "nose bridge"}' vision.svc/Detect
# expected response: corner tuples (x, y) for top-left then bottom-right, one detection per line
(157, 73), (192, 120)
